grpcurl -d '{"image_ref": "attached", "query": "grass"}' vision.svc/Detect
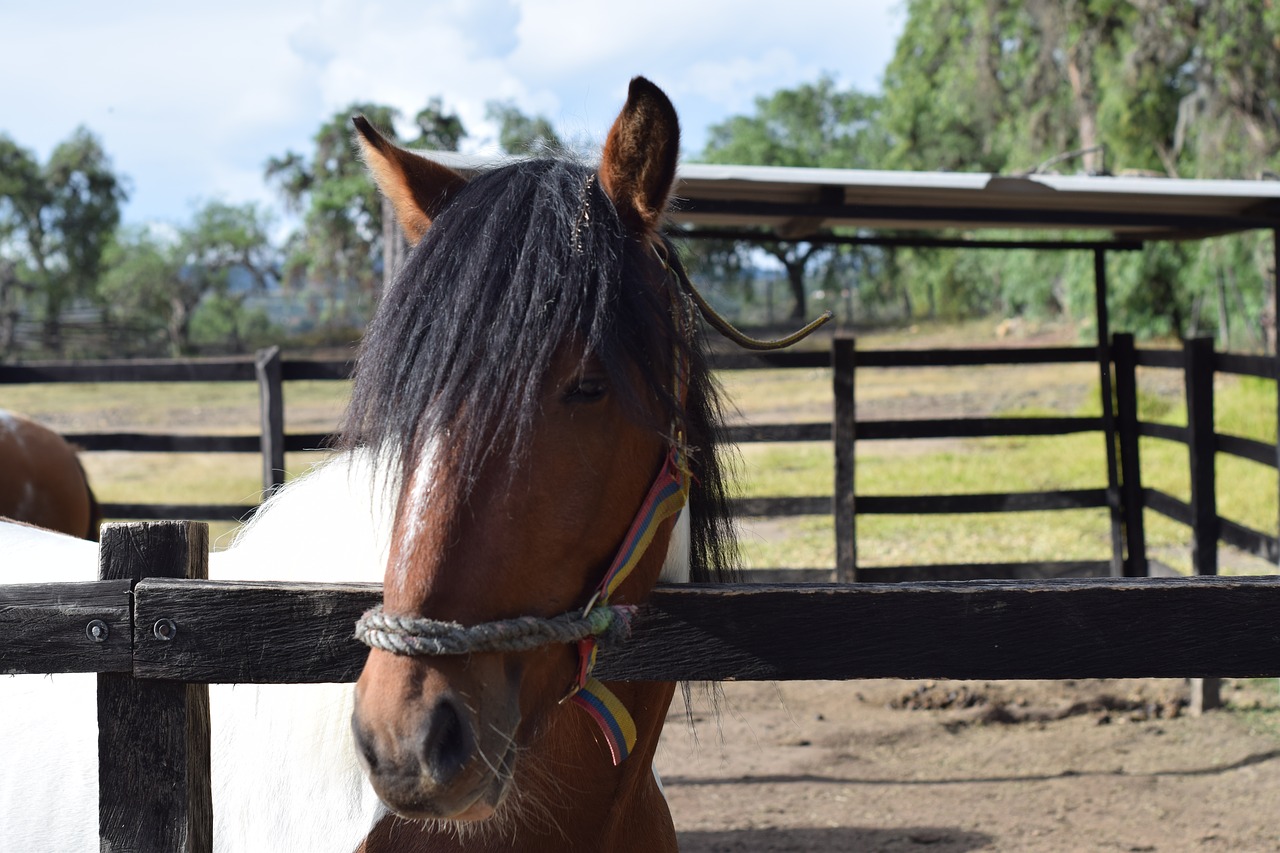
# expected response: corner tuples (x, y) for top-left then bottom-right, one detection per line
(4, 328), (1278, 573)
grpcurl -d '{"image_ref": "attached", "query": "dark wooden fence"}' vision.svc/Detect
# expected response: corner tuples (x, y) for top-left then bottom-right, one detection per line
(6, 330), (1280, 849)
(0, 348), (350, 521)
(5, 334), (1279, 587)
(4, 520), (1280, 851)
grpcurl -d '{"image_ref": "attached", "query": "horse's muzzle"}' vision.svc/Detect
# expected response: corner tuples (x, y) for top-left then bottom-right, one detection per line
(352, 671), (518, 821)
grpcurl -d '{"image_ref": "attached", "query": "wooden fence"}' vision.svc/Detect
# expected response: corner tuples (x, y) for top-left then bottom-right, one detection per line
(6, 331), (1280, 849)
(4, 520), (1280, 851)
(4, 333), (1279, 584)
(0, 348), (347, 520)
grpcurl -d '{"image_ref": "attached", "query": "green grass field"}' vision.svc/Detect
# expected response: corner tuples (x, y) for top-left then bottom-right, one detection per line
(4, 330), (1277, 574)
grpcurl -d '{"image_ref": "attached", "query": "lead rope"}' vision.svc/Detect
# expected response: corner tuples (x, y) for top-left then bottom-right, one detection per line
(653, 241), (834, 351)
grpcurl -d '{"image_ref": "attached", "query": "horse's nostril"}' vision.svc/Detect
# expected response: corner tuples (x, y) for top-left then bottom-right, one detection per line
(351, 717), (380, 774)
(422, 696), (473, 785)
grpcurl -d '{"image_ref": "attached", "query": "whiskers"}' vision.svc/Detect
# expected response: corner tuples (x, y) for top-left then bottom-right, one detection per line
(412, 719), (571, 845)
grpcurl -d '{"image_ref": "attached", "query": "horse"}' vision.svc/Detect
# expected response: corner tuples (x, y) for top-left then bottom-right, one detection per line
(0, 76), (743, 852)
(340, 75), (747, 850)
(0, 410), (101, 540)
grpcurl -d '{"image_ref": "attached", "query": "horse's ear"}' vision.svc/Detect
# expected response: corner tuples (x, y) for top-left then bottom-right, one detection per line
(599, 77), (680, 235)
(352, 115), (467, 245)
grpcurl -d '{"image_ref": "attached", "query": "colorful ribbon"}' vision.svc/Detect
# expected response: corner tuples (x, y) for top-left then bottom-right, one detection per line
(567, 444), (689, 763)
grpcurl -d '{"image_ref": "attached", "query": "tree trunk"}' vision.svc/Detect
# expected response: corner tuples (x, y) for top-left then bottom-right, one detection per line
(169, 298), (191, 358)
(41, 314), (62, 355)
(0, 264), (18, 360)
(785, 260), (807, 320)
(1064, 15), (1102, 174)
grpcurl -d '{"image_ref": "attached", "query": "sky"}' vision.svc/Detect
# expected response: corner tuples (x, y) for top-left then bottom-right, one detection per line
(0, 1), (905, 228)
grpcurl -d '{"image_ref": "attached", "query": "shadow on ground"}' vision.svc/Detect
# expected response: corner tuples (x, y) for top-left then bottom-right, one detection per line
(677, 825), (993, 852)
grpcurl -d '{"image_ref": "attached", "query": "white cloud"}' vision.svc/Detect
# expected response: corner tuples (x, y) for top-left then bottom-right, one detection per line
(0, 0), (904, 225)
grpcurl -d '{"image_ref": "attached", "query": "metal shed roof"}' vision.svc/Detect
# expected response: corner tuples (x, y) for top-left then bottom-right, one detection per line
(415, 151), (1280, 241)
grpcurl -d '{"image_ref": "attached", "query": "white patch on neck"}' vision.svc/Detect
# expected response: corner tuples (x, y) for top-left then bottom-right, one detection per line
(216, 449), (397, 583)
(205, 449), (397, 852)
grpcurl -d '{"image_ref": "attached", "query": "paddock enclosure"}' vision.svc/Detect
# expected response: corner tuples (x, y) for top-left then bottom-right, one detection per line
(5, 166), (1280, 850)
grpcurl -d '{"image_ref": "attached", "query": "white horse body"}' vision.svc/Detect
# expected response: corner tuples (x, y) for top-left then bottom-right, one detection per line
(0, 450), (689, 852)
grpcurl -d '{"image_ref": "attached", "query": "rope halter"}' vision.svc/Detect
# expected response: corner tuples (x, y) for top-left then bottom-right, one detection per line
(354, 444), (688, 766)
(356, 601), (638, 658)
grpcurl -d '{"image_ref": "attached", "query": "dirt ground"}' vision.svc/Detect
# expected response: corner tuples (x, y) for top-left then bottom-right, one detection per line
(656, 678), (1280, 852)
(663, 329), (1279, 852)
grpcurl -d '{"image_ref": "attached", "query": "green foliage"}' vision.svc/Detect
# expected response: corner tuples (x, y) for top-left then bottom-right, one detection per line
(414, 97), (467, 152)
(702, 75), (887, 169)
(693, 75), (889, 321)
(265, 98), (471, 329)
(874, 0), (1280, 343)
(98, 200), (275, 356)
(189, 295), (276, 353)
(881, 0), (1019, 172)
(0, 127), (126, 356)
(484, 100), (561, 154)
(266, 103), (402, 328)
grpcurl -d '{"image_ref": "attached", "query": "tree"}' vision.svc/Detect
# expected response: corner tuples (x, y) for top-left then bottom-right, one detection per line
(485, 100), (562, 154)
(878, 0), (1280, 342)
(0, 128), (126, 355)
(0, 136), (44, 357)
(696, 75), (888, 320)
(266, 99), (468, 322)
(415, 97), (467, 151)
(99, 200), (275, 356)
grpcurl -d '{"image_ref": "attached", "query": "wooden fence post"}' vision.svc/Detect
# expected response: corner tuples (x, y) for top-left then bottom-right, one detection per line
(1183, 336), (1221, 713)
(98, 521), (212, 853)
(1273, 229), (1279, 566)
(1184, 337), (1219, 578)
(255, 346), (285, 494)
(1094, 249), (1126, 576)
(833, 335), (857, 583)
(1112, 333), (1147, 577)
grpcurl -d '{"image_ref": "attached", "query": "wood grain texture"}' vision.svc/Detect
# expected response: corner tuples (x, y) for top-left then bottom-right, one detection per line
(597, 578), (1280, 682)
(1113, 333), (1148, 577)
(833, 336), (856, 583)
(133, 579), (381, 683)
(0, 580), (131, 674)
(1184, 338), (1219, 577)
(98, 522), (211, 853)
(130, 576), (1280, 685)
(98, 503), (256, 522)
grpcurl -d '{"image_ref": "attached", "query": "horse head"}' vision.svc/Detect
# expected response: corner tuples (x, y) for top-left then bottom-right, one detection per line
(346, 78), (731, 831)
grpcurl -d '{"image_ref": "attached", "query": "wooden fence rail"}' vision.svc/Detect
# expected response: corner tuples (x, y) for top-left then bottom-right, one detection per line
(5, 335), (1280, 585)
(13, 566), (1280, 685)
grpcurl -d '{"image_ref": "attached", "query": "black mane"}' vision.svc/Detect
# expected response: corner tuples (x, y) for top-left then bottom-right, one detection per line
(342, 157), (737, 583)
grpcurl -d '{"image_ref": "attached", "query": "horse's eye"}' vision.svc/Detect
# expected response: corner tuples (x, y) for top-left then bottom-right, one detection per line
(565, 377), (608, 403)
